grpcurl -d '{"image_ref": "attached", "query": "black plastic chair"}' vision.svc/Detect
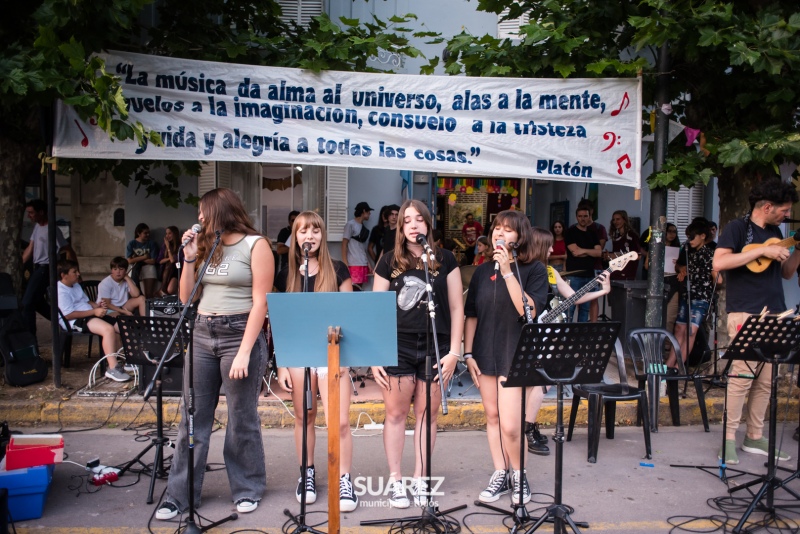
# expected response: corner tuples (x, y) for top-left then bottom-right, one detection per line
(56, 309), (103, 368)
(567, 339), (652, 463)
(80, 281), (101, 360)
(627, 327), (710, 433)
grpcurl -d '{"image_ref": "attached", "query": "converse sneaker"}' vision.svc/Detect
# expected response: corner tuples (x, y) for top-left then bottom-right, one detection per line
(296, 465), (316, 504)
(236, 498), (258, 513)
(388, 479), (410, 509)
(339, 473), (358, 512)
(478, 469), (510, 503)
(742, 436), (791, 461)
(412, 478), (429, 507)
(155, 501), (179, 520)
(525, 423), (550, 456)
(511, 470), (532, 505)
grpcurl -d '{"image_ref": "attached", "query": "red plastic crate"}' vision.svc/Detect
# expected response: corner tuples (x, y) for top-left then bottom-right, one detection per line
(5, 435), (64, 470)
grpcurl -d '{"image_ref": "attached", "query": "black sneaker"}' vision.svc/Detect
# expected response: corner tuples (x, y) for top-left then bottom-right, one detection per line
(478, 469), (510, 503)
(511, 469), (532, 505)
(296, 465), (316, 504)
(525, 423), (550, 456)
(155, 501), (179, 520)
(339, 473), (358, 512)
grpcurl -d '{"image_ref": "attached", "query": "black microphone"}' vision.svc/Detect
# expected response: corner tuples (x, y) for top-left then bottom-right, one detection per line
(302, 241), (312, 253)
(415, 234), (433, 254)
(494, 239), (505, 271)
(179, 224), (202, 251)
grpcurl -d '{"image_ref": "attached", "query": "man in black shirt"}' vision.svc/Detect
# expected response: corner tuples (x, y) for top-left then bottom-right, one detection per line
(276, 211), (299, 272)
(564, 207), (602, 322)
(713, 178), (800, 465)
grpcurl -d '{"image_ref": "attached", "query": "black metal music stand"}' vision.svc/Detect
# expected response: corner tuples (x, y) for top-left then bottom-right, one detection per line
(482, 321), (620, 534)
(116, 315), (186, 504)
(722, 314), (800, 534)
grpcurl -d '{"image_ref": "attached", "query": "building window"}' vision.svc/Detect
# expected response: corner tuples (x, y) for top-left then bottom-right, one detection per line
(497, 6), (529, 40)
(278, 0), (323, 27)
(667, 182), (705, 239)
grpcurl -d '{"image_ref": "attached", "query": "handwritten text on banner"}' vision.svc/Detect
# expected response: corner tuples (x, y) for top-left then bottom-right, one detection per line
(54, 51), (642, 187)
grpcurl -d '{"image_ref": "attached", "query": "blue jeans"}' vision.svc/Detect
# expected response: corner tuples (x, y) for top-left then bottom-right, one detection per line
(165, 313), (268, 510)
(676, 299), (709, 328)
(566, 276), (593, 323)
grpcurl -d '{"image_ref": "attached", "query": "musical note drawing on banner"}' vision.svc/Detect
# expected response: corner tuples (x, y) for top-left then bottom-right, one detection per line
(74, 120), (89, 147)
(616, 154), (632, 175)
(601, 132), (621, 152)
(610, 92), (630, 117)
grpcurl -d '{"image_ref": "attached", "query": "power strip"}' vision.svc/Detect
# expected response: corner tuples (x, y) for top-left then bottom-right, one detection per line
(364, 423), (384, 430)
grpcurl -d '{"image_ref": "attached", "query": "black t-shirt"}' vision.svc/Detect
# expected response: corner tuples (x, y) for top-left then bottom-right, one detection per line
(609, 230), (641, 280)
(375, 249), (459, 337)
(382, 228), (397, 254)
(675, 245), (715, 302)
(274, 259), (350, 293)
(369, 224), (386, 250)
(717, 217), (786, 314)
(276, 226), (292, 267)
(564, 226), (600, 277)
(464, 261), (549, 377)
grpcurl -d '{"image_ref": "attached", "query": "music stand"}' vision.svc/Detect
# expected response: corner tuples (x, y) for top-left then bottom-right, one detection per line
(493, 322), (620, 534)
(115, 315), (186, 504)
(268, 291), (397, 534)
(720, 314), (800, 534)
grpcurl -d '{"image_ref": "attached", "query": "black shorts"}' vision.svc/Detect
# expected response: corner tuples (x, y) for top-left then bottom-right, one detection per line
(73, 315), (117, 333)
(384, 332), (451, 380)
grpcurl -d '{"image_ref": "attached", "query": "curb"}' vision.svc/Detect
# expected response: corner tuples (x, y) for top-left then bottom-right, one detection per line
(4, 396), (797, 430)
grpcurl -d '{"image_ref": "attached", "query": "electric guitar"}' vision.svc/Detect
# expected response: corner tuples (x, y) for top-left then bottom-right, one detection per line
(538, 251), (638, 323)
(743, 234), (800, 273)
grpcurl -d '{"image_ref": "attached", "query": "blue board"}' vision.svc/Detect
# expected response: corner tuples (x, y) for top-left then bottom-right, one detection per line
(267, 291), (398, 368)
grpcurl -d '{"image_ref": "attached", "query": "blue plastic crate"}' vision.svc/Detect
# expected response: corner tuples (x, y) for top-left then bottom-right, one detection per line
(0, 464), (54, 521)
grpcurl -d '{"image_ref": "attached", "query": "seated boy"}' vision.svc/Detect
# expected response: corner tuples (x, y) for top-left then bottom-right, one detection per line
(97, 257), (146, 317)
(57, 260), (130, 382)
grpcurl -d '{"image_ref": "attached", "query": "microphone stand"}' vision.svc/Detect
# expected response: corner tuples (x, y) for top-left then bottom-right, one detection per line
(284, 246), (325, 534)
(146, 230), (236, 534)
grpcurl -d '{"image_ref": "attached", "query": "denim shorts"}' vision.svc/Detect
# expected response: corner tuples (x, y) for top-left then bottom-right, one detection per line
(676, 299), (709, 328)
(384, 332), (451, 380)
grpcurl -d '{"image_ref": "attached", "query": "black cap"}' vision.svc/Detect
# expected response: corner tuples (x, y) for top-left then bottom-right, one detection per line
(354, 202), (374, 216)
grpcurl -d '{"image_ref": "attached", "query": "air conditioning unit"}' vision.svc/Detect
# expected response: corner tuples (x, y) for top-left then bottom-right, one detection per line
(413, 173), (430, 184)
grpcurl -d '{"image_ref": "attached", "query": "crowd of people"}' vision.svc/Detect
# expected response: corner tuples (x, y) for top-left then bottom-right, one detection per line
(19, 178), (800, 518)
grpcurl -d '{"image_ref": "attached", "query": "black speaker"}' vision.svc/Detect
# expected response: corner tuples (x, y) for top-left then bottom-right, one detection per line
(146, 296), (182, 317)
(137, 364), (184, 396)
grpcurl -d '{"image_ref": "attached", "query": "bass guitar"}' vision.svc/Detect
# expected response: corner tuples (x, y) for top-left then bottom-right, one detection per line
(743, 234), (800, 273)
(538, 251), (638, 323)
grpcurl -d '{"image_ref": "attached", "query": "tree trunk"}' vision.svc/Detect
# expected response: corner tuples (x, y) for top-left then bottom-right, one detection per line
(715, 168), (758, 346)
(0, 108), (42, 298)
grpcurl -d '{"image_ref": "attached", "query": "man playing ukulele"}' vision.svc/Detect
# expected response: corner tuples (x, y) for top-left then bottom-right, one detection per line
(713, 177), (800, 464)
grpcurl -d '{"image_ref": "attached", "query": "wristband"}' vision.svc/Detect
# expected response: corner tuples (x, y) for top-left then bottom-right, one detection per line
(447, 351), (460, 359)
(502, 272), (514, 280)
(463, 352), (474, 360)
(184, 258), (197, 263)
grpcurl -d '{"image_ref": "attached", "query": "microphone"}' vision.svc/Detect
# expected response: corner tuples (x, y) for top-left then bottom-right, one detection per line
(302, 241), (312, 253)
(494, 239), (505, 271)
(415, 234), (433, 254)
(179, 224), (202, 250)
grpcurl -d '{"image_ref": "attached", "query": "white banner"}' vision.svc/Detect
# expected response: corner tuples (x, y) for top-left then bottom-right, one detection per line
(54, 51), (642, 187)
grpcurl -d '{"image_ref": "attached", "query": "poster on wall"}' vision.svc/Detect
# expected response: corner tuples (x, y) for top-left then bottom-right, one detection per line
(54, 50), (642, 188)
(448, 203), (484, 232)
(550, 201), (569, 228)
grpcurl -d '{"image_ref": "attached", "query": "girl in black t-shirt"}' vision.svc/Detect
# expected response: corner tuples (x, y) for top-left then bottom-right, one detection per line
(372, 199), (464, 509)
(274, 211), (359, 512)
(463, 211), (549, 506)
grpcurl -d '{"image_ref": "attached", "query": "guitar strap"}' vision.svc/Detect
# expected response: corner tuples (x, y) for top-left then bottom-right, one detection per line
(742, 212), (754, 246)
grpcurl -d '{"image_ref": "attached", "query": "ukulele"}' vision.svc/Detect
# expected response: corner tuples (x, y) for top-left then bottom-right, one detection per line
(538, 252), (637, 323)
(743, 234), (800, 273)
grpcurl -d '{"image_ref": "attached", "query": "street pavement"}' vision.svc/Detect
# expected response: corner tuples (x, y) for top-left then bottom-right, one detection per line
(9, 424), (800, 533)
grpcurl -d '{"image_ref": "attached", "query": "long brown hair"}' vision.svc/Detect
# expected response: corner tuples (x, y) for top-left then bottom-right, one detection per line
(195, 188), (260, 268)
(286, 211), (339, 293)
(530, 227), (554, 265)
(610, 210), (634, 240)
(166, 226), (180, 255)
(391, 199), (440, 273)
(491, 210), (537, 263)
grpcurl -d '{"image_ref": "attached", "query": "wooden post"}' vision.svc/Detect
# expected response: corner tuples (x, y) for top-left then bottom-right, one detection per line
(327, 326), (342, 533)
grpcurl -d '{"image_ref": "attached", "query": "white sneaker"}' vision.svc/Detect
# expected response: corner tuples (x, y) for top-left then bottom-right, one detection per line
(295, 466), (316, 504)
(339, 473), (358, 512)
(479, 469), (510, 503)
(236, 498), (258, 513)
(412, 478), (429, 507)
(388, 479), (410, 509)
